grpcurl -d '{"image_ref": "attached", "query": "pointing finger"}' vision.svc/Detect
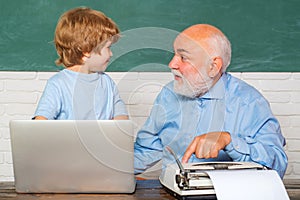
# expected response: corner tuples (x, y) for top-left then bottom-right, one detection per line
(182, 137), (198, 163)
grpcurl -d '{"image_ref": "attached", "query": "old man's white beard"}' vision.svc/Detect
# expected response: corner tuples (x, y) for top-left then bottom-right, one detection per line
(172, 69), (214, 98)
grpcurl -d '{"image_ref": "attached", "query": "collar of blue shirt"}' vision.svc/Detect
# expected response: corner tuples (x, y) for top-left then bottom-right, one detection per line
(200, 73), (227, 100)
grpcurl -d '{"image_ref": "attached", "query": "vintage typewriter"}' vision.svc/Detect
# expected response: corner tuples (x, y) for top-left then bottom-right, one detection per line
(159, 147), (266, 199)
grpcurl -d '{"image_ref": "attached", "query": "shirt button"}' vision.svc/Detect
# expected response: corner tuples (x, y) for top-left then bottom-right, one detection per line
(198, 100), (203, 107)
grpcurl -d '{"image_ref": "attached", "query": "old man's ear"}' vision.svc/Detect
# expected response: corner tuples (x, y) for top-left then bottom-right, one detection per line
(209, 56), (223, 78)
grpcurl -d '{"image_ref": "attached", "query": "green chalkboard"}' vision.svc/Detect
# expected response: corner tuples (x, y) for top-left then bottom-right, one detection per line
(0, 0), (299, 72)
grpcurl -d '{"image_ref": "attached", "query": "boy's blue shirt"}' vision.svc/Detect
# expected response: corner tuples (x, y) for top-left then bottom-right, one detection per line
(134, 73), (288, 178)
(34, 69), (127, 120)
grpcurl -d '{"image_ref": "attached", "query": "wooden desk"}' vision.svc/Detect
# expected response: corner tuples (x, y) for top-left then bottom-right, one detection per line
(1, 179), (300, 200)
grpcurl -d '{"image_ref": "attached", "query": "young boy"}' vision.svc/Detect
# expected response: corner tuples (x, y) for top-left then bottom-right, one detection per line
(34, 7), (128, 120)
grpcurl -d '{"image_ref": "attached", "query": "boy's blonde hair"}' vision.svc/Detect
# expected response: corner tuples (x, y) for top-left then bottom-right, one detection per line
(54, 7), (120, 67)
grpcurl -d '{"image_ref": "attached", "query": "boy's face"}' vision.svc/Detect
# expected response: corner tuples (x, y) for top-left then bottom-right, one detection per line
(83, 41), (113, 73)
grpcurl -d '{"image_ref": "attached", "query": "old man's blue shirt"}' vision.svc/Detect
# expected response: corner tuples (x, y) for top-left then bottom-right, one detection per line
(134, 73), (287, 178)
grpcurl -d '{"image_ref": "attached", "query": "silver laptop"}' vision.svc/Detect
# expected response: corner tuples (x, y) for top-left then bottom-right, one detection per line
(9, 120), (136, 193)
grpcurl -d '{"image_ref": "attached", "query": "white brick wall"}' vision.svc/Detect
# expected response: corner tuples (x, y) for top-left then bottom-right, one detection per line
(0, 71), (299, 181)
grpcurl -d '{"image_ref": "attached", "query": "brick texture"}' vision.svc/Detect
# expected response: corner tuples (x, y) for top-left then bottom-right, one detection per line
(0, 71), (299, 181)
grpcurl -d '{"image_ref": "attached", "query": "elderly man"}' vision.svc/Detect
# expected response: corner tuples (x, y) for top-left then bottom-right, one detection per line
(134, 24), (288, 178)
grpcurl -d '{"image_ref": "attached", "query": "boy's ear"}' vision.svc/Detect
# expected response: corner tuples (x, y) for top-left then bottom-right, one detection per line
(82, 52), (91, 62)
(209, 57), (223, 77)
